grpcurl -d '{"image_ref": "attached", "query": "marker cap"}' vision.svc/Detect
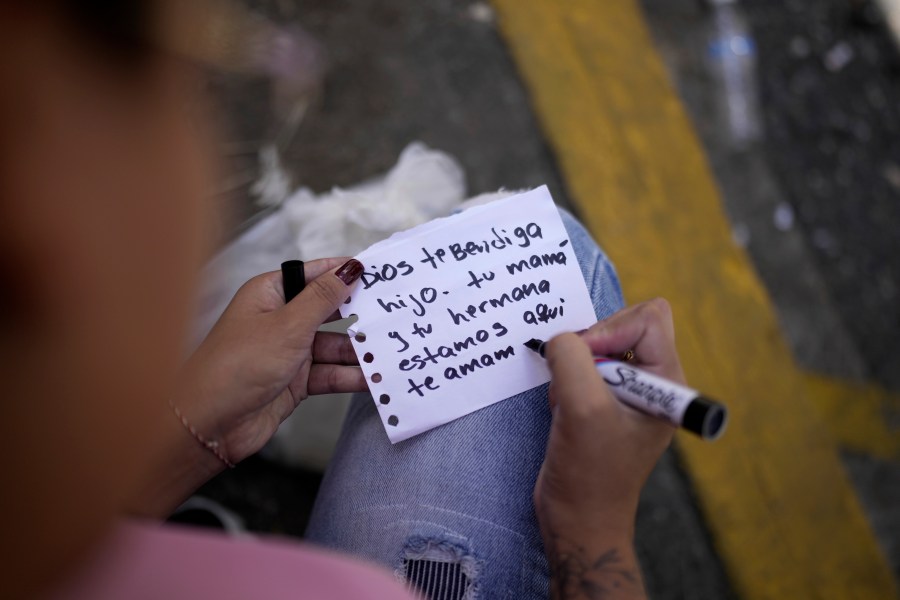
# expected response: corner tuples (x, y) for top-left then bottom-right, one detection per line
(682, 396), (728, 440)
(281, 260), (306, 302)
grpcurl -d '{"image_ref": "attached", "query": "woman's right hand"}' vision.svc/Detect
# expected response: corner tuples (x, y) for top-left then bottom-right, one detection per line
(534, 298), (684, 599)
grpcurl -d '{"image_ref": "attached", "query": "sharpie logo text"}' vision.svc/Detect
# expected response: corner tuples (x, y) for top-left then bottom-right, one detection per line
(603, 367), (678, 414)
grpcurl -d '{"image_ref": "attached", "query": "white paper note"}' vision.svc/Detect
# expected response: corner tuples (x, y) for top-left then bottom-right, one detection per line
(340, 186), (597, 443)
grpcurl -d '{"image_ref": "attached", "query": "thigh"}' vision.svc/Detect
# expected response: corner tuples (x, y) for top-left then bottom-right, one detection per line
(306, 209), (624, 600)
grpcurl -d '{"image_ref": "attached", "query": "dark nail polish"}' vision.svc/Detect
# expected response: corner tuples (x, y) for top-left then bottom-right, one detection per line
(335, 259), (363, 285)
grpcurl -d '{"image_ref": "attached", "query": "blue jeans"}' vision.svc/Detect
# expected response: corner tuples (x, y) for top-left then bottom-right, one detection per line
(306, 209), (625, 600)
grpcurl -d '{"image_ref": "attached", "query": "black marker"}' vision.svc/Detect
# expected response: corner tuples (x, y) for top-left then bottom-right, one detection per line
(281, 260), (305, 302)
(524, 338), (727, 440)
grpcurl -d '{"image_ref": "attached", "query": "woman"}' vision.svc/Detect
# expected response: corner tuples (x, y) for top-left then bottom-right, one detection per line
(0, 2), (681, 599)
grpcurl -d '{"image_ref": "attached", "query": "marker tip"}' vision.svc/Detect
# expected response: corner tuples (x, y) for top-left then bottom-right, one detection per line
(524, 338), (543, 353)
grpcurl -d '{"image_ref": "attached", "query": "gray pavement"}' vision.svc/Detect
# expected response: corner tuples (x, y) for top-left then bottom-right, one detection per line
(642, 0), (900, 390)
(641, 0), (900, 581)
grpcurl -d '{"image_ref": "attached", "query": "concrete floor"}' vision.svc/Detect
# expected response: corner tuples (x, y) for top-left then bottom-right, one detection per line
(641, 0), (900, 579)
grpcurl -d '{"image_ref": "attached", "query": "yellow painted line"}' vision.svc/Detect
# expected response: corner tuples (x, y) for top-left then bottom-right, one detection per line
(490, 1), (898, 598)
(804, 372), (900, 460)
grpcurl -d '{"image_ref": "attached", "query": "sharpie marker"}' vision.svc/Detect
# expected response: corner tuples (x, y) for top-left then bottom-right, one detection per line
(524, 339), (728, 440)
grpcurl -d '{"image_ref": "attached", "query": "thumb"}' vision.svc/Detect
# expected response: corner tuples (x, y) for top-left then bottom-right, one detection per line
(545, 332), (609, 415)
(283, 258), (363, 331)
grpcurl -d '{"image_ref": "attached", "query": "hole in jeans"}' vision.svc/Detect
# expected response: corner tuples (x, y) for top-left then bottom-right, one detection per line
(403, 559), (471, 600)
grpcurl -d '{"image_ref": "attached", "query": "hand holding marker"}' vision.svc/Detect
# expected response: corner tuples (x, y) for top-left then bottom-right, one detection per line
(524, 338), (728, 440)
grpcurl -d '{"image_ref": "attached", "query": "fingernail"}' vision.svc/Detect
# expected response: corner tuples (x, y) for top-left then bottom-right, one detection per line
(335, 259), (363, 286)
(576, 329), (589, 335)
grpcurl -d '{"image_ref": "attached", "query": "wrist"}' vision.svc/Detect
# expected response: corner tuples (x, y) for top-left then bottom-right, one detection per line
(125, 400), (226, 519)
(169, 399), (236, 469)
(171, 355), (242, 462)
(537, 500), (637, 546)
(536, 488), (637, 531)
(165, 403), (227, 485)
(541, 523), (645, 600)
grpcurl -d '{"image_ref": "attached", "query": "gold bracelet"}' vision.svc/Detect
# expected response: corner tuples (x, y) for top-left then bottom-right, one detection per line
(168, 400), (236, 469)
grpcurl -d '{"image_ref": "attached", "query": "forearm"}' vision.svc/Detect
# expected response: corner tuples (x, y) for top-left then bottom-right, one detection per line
(124, 404), (225, 519)
(542, 520), (647, 600)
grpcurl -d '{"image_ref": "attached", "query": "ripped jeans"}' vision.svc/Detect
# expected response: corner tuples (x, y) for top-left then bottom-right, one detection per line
(305, 209), (625, 599)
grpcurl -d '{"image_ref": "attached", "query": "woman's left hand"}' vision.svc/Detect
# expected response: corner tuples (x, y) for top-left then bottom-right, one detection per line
(174, 257), (367, 466)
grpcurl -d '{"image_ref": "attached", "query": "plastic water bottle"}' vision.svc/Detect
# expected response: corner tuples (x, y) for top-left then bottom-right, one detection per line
(706, 0), (763, 148)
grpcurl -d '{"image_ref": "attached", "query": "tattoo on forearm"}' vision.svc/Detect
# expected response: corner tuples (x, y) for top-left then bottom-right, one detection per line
(545, 535), (640, 599)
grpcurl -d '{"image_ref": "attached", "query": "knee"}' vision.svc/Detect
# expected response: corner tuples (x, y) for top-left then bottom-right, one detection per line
(396, 536), (481, 599)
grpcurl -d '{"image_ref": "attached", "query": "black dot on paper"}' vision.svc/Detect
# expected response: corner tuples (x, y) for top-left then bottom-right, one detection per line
(443, 291), (449, 295)
(379, 394), (390, 404)
(371, 373), (382, 383)
(355, 333), (367, 342)
(387, 415), (399, 426)
(363, 352), (374, 363)
(559, 240), (569, 247)
(561, 298), (565, 303)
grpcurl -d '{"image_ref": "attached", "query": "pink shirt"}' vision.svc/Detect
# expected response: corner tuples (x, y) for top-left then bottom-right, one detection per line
(50, 521), (414, 600)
